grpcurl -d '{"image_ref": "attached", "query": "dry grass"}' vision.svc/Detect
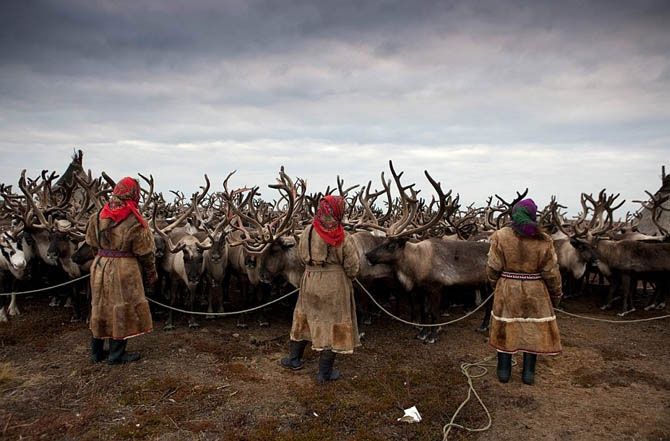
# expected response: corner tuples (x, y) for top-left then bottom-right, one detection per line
(0, 295), (669, 440)
(0, 362), (20, 391)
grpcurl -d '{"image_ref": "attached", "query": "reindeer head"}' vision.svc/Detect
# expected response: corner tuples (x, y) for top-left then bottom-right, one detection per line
(257, 236), (297, 283)
(182, 242), (209, 284)
(365, 236), (409, 265)
(152, 176), (212, 286)
(1, 232), (26, 279)
(364, 160), (452, 265)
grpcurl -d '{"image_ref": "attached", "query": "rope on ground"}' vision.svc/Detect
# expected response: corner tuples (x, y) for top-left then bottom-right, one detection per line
(441, 354), (518, 440)
(146, 287), (299, 316)
(354, 278), (492, 327)
(554, 308), (670, 323)
(0, 274), (91, 297)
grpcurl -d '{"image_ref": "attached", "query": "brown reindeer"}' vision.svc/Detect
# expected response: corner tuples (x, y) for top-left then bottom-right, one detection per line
(153, 176), (212, 329)
(568, 190), (670, 315)
(17, 169), (94, 319)
(220, 168), (303, 327)
(365, 160), (492, 343)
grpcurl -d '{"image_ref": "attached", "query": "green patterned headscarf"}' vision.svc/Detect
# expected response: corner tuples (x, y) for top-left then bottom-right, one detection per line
(511, 198), (539, 237)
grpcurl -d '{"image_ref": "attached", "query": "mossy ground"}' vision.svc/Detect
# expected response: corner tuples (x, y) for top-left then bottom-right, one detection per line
(1, 295), (669, 440)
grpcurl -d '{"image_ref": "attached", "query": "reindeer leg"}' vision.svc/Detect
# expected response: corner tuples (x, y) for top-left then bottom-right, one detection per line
(426, 289), (441, 344)
(477, 286), (492, 333)
(440, 287), (451, 317)
(617, 273), (636, 317)
(601, 275), (620, 310)
(188, 284), (200, 329)
(409, 289), (417, 322)
(567, 271), (581, 299)
(474, 287), (482, 306)
(8, 290), (20, 317)
(654, 278), (666, 310)
(69, 284), (81, 322)
(0, 277), (9, 321)
(257, 282), (271, 327)
(236, 278), (249, 329)
(355, 283), (372, 326)
(221, 270), (232, 312)
(164, 278), (177, 331)
(644, 281), (660, 310)
(217, 272), (229, 314)
(206, 278), (216, 320)
(153, 270), (166, 316)
(415, 290), (429, 341)
(575, 272), (587, 297)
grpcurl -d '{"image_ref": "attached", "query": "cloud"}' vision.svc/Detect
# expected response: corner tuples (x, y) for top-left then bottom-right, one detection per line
(0, 0), (668, 219)
(1, 140), (664, 219)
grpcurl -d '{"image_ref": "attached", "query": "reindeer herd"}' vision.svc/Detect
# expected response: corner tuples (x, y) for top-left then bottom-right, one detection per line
(0, 151), (668, 343)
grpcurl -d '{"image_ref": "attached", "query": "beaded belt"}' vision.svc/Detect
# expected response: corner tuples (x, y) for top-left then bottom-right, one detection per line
(501, 271), (542, 280)
(97, 249), (135, 258)
(305, 264), (342, 273)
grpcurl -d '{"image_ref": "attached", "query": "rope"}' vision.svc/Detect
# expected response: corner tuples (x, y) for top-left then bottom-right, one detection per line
(354, 277), (668, 440)
(353, 278), (498, 439)
(146, 287), (299, 316)
(0, 274), (91, 297)
(354, 278), (493, 327)
(355, 277), (668, 326)
(441, 355), (520, 440)
(438, 309), (670, 441)
(554, 308), (670, 323)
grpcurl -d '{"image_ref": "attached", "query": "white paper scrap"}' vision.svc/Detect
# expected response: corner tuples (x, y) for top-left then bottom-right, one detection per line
(397, 406), (422, 423)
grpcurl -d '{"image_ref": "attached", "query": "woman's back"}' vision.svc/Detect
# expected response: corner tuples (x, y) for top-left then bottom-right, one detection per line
(489, 227), (554, 274)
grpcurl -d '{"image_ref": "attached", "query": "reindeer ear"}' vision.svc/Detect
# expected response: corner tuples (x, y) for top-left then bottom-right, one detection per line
(196, 239), (213, 251)
(569, 238), (587, 250)
(396, 236), (410, 245)
(279, 236), (296, 248)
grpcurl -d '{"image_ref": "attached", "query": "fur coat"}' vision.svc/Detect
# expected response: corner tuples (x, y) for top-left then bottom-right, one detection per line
(85, 214), (155, 340)
(487, 227), (563, 355)
(290, 225), (361, 354)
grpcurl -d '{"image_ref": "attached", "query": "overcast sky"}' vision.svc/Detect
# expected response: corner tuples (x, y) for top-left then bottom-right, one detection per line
(1, 0), (668, 216)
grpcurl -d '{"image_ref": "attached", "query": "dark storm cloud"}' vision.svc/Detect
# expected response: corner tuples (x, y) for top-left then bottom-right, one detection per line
(3, 0), (668, 69)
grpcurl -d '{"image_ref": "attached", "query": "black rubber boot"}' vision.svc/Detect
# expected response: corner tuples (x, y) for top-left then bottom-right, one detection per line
(90, 337), (106, 363)
(280, 340), (308, 370)
(497, 352), (512, 383)
(522, 353), (537, 385)
(107, 339), (141, 365)
(316, 350), (341, 384)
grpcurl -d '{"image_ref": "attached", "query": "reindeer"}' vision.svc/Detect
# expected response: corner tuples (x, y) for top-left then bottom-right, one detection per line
(153, 176), (212, 329)
(15, 169), (95, 318)
(193, 203), (230, 319)
(540, 197), (594, 298)
(342, 172), (404, 326)
(365, 161), (490, 343)
(0, 231), (27, 321)
(568, 189), (670, 315)
(221, 168), (303, 327)
(631, 191), (670, 310)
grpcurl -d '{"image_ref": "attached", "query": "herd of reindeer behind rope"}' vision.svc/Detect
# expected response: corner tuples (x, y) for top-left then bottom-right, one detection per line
(0, 151), (668, 343)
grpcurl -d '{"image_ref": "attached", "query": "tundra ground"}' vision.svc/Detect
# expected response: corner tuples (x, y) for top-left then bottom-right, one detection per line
(1, 293), (669, 441)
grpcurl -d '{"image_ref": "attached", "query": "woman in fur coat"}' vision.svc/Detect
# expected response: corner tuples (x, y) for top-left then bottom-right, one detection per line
(85, 177), (157, 365)
(487, 198), (563, 385)
(281, 195), (360, 383)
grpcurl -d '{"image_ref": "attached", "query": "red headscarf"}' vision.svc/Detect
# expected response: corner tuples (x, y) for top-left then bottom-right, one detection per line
(313, 195), (345, 247)
(99, 177), (148, 228)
